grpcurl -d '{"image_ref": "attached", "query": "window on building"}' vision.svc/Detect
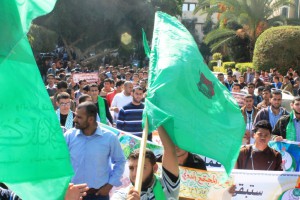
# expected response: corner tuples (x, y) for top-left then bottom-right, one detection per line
(182, 3), (189, 11)
(189, 4), (196, 11)
(182, 3), (197, 12)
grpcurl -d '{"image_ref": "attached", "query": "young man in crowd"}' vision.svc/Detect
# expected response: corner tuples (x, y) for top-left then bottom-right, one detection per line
(253, 90), (289, 129)
(273, 96), (300, 142)
(46, 74), (57, 97)
(241, 94), (259, 144)
(116, 86), (150, 139)
(112, 126), (180, 199)
(235, 120), (282, 171)
(89, 83), (113, 125)
(56, 92), (74, 132)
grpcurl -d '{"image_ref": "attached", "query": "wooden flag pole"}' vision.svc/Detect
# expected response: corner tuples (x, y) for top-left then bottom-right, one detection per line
(134, 116), (149, 194)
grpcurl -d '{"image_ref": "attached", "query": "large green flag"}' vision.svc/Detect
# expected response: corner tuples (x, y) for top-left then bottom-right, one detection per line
(143, 12), (245, 174)
(0, 1), (74, 199)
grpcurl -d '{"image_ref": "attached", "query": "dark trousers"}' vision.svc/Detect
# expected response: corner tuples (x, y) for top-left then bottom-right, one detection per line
(83, 194), (109, 200)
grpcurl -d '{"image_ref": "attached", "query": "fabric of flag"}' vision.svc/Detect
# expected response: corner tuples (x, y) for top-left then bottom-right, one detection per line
(0, 1), (74, 199)
(143, 11), (245, 174)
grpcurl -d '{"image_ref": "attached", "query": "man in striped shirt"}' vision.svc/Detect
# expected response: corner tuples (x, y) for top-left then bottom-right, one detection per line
(117, 86), (152, 140)
(111, 126), (180, 200)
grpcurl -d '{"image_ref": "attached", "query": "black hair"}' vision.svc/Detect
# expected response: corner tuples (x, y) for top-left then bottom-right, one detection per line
(78, 94), (92, 104)
(56, 92), (70, 102)
(116, 80), (125, 87)
(253, 120), (272, 134)
(57, 81), (68, 89)
(128, 148), (156, 165)
(77, 102), (97, 121)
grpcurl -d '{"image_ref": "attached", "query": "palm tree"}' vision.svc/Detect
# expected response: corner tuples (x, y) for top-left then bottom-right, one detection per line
(194, 0), (292, 58)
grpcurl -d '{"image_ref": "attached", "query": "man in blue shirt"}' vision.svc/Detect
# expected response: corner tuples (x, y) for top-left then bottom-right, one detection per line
(64, 102), (126, 200)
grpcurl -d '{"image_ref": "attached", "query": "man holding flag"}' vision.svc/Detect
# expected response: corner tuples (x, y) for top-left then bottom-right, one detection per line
(142, 11), (245, 176)
(112, 11), (245, 199)
(112, 126), (180, 200)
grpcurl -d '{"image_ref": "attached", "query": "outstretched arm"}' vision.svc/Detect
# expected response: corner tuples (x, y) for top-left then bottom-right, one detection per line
(157, 126), (179, 177)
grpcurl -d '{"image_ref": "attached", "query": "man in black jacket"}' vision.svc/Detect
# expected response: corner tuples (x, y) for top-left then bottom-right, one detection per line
(272, 96), (300, 142)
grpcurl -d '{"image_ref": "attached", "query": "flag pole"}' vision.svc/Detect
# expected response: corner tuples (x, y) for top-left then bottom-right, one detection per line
(134, 115), (149, 194)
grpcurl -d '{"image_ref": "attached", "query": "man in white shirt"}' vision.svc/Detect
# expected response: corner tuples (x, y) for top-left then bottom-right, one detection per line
(111, 81), (133, 121)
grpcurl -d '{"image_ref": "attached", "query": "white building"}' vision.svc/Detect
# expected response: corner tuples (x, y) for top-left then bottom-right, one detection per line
(181, 0), (217, 41)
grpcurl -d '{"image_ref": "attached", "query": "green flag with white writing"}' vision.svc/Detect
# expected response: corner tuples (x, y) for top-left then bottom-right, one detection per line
(0, 1), (74, 199)
(143, 12), (245, 174)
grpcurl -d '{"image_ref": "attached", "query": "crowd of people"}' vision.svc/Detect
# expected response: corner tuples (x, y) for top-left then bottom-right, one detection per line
(217, 66), (300, 172)
(3, 58), (300, 199)
(43, 62), (300, 198)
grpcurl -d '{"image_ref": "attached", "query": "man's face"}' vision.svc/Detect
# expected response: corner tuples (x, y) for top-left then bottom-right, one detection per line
(112, 71), (118, 78)
(143, 73), (148, 79)
(80, 81), (87, 89)
(271, 94), (282, 109)
(129, 158), (155, 188)
(254, 128), (271, 148)
(139, 72), (143, 79)
(47, 76), (55, 85)
(125, 73), (131, 80)
(291, 100), (300, 114)
(139, 80), (146, 89)
(263, 91), (270, 100)
(132, 89), (143, 103)
(116, 84), (124, 92)
(227, 76), (232, 82)
(255, 73), (260, 79)
(133, 75), (139, 82)
(58, 98), (71, 113)
(273, 77), (278, 83)
(232, 86), (240, 93)
(247, 85), (254, 94)
(244, 97), (254, 109)
(74, 108), (89, 130)
(124, 83), (133, 95)
(89, 86), (99, 98)
(217, 75), (224, 83)
(104, 81), (111, 90)
(239, 77), (244, 83)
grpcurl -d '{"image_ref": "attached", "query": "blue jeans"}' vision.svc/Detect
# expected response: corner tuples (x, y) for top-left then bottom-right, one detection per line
(83, 194), (109, 200)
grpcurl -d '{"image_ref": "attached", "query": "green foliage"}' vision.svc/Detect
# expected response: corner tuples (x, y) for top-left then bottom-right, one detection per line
(212, 52), (222, 60)
(196, 0), (291, 56)
(222, 62), (236, 69)
(32, 0), (183, 64)
(199, 42), (212, 64)
(213, 66), (226, 73)
(203, 28), (236, 52)
(253, 26), (300, 75)
(236, 62), (254, 73)
(27, 24), (58, 53)
(208, 60), (218, 70)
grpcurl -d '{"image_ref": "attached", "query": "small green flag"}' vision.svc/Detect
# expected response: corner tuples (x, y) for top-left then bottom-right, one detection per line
(0, 1), (74, 199)
(143, 12), (245, 174)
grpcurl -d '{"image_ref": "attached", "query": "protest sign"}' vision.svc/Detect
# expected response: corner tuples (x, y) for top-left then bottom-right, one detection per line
(72, 72), (99, 83)
(269, 141), (300, 171)
(103, 124), (300, 199)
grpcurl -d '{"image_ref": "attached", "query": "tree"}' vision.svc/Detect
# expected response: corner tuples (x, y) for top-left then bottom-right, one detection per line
(253, 26), (300, 74)
(194, 0), (291, 59)
(32, 0), (182, 66)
